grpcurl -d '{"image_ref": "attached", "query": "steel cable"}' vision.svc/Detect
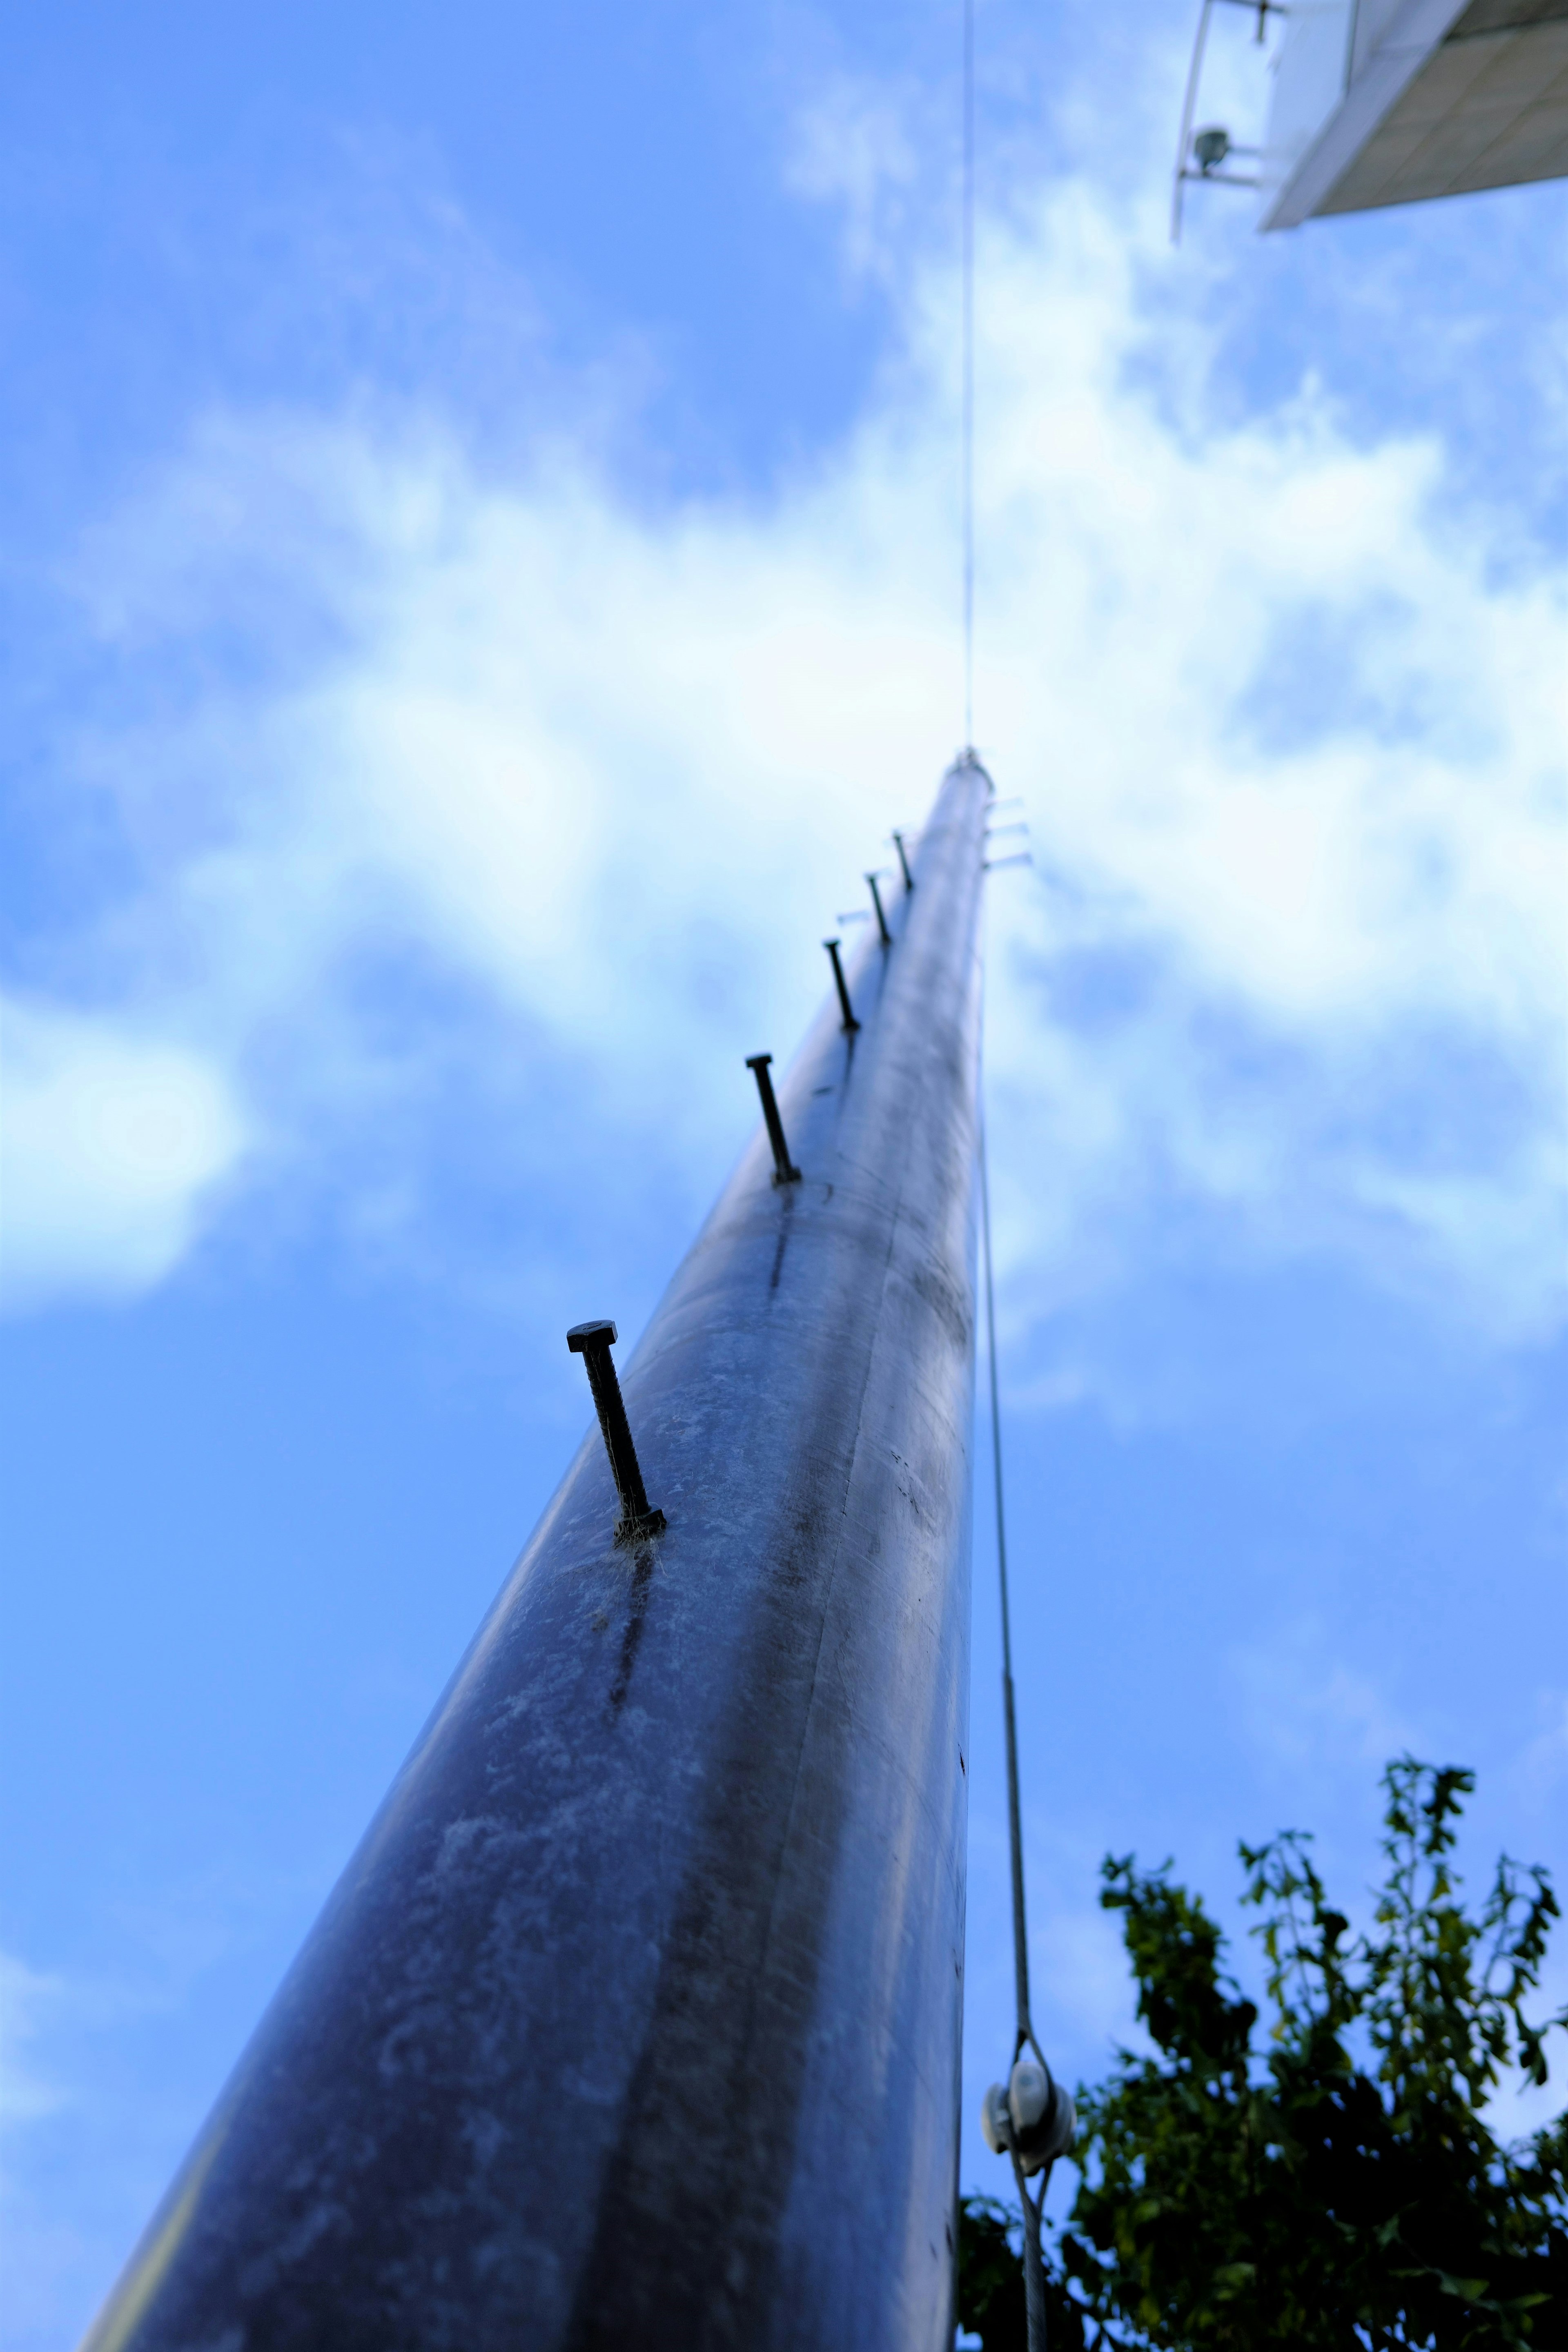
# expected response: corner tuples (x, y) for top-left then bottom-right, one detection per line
(980, 1112), (1056, 2347)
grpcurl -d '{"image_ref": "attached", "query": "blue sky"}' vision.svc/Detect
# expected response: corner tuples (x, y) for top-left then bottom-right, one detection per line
(1, 1), (1564, 2342)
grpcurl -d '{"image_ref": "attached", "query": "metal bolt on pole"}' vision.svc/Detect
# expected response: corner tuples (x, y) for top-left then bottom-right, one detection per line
(891, 831), (915, 892)
(745, 1051), (802, 1183)
(866, 871), (893, 946)
(566, 1320), (667, 1544)
(823, 938), (860, 1032)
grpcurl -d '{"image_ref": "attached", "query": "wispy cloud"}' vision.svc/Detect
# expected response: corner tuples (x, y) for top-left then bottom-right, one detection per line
(784, 73), (925, 285)
(0, 999), (247, 1312)
(0, 1953), (67, 2130)
(1517, 1690), (1568, 1804)
(2, 150), (1561, 1334)
(1231, 1615), (1419, 1773)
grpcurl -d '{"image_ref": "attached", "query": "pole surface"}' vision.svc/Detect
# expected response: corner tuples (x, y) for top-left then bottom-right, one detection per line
(82, 756), (990, 2352)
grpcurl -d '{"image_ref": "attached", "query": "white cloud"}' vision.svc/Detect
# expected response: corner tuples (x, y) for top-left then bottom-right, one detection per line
(1231, 1615), (1418, 1772)
(784, 74), (923, 283)
(0, 1000), (249, 1312)
(0, 1953), (66, 2129)
(7, 159), (1564, 1331)
(1517, 1690), (1568, 1802)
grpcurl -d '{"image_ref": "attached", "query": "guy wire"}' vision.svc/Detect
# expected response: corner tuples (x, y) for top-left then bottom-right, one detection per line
(982, 1108), (1054, 2352)
(979, 1109), (1033, 2049)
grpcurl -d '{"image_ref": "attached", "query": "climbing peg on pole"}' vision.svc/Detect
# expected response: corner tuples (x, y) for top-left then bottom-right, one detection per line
(824, 939), (860, 1033)
(891, 831), (915, 892)
(566, 1320), (667, 1544)
(746, 1054), (802, 1185)
(866, 872), (893, 947)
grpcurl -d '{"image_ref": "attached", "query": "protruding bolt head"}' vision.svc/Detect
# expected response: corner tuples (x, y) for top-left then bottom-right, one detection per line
(567, 1319), (618, 1354)
(744, 1053), (772, 1073)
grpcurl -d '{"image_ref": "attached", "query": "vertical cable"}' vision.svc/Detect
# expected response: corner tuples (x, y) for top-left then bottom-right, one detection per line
(962, 0), (976, 751)
(971, 19), (1053, 2337)
(982, 1110), (1052, 2350)
(980, 1112), (1031, 2048)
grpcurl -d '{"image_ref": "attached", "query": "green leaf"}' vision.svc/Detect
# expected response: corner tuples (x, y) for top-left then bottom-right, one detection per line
(1435, 2272), (1491, 2301)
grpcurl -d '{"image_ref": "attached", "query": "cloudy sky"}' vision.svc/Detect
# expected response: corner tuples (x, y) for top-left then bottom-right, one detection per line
(1, 0), (1564, 2341)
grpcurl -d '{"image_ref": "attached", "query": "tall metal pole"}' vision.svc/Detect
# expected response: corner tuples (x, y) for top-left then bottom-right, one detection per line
(81, 755), (992, 2352)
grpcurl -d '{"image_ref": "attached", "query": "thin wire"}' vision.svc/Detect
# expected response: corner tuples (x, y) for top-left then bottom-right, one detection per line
(981, 1110), (1051, 2350)
(979, 1111), (1031, 2051)
(969, 22), (1051, 2334)
(1011, 2150), (1049, 2350)
(962, 0), (976, 751)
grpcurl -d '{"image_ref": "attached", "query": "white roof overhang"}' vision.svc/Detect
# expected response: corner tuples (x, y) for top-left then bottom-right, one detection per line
(1260, 0), (1568, 227)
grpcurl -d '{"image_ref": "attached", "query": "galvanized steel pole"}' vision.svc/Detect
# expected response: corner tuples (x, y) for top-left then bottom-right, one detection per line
(82, 754), (991, 2352)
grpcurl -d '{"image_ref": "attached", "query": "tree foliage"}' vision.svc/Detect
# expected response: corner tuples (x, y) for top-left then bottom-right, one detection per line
(959, 1761), (1568, 2350)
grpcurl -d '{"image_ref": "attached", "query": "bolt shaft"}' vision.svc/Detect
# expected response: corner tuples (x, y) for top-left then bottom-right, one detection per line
(891, 831), (915, 892)
(823, 939), (860, 1032)
(566, 1320), (666, 1544)
(866, 872), (892, 947)
(746, 1054), (802, 1184)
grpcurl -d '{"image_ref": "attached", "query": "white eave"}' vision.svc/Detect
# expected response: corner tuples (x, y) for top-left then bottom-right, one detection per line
(1261, 0), (1568, 227)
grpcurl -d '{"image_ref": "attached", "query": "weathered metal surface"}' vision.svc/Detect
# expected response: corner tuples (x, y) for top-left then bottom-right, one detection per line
(81, 755), (990, 2352)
